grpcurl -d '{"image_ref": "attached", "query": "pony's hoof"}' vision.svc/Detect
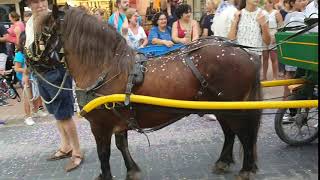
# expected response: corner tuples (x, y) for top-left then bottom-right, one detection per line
(126, 170), (142, 180)
(235, 171), (255, 180)
(95, 174), (113, 180)
(212, 161), (230, 174)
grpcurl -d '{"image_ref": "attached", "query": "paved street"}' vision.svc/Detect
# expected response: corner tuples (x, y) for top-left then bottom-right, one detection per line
(0, 84), (318, 180)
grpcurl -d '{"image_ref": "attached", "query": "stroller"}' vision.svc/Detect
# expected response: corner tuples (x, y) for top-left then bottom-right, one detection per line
(0, 46), (21, 103)
(0, 69), (21, 102)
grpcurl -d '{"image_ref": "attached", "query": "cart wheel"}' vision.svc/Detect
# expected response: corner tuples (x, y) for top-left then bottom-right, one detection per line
(274, 107), (318, 146)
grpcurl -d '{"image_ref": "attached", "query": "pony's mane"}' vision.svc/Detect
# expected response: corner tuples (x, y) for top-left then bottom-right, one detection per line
(62, 8), (134, 75)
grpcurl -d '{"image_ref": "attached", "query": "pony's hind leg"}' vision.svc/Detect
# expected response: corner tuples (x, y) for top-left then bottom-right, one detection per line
(213, 119), (236, 174)
(115, 131), (141, 180)
(235, 112), (260, 180)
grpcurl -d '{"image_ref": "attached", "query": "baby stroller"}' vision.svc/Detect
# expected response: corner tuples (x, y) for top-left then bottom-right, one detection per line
(0, 69), (21, 102)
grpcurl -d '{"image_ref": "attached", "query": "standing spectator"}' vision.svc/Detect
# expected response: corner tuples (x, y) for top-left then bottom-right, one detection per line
(3, 11), (25, 46)
(108, 0), (129, 35)
(166, 0), (183, 27)
(146, 2), (156, 21)
(211, 0), (240, 38)
(0, 24), (9, 107)
(23, 10), (33, 24)
(300, 0), (309, 10)
(94, 8), (105, 22)
(262, 0), (283, 80)
(201, 0), (219, 37)
(304, 0), (318, 19)
(25, 0), (83, 171)
(303, 0), (318, 32)
(13, 32), (46, 125)
(148, 12), (175, 47)
(278, 0), (292, 76)
(172, 4), (200, 44)
(282, 0), (304, 100)
(280, 0), (292, 19)
(125, 8), (148, 49)
(228, 0), (271, 56)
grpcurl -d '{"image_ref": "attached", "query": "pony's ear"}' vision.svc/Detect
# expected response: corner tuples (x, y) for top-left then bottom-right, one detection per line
(52, 4), (59, 20)
(64, 2), (70, 10)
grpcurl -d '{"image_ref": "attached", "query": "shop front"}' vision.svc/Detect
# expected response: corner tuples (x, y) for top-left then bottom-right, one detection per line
(57, 0), (114, 16)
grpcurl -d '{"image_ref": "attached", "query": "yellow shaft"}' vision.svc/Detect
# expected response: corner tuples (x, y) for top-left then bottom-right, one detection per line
(261, 78), (307, 87)
(80, 94), (318, 116)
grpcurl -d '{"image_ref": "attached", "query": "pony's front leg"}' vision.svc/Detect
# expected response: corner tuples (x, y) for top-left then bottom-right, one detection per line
(115, 131), (141, 180)
(92, 127), (113, 180)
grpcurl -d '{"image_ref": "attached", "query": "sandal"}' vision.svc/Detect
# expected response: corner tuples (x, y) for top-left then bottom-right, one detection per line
(47, 149), (72, 161)
(64, 154), (84, 172)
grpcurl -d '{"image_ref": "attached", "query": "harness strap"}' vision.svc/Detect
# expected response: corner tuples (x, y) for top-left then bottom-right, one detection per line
(85, 70), (110, 92)
(124, 53), (148, 105)
(184, 54), (223, 97)
(185, 55), (208, 88)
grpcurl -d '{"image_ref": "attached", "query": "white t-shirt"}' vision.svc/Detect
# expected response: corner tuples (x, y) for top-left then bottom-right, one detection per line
(304, 0), (318, 18)
(303, 0), (318, 32)
(236, 8), (268, 55)
(127, 26), (147, 50)
(211, 5), (238, 37)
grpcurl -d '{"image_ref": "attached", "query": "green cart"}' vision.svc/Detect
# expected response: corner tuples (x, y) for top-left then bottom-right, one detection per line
(274, 31), (318, 145)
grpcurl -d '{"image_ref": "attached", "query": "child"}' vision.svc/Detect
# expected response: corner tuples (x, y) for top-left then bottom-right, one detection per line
(14, 32), (47, 125)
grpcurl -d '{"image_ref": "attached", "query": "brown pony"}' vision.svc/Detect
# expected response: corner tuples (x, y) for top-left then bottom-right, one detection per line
(35, 8), (262, 180)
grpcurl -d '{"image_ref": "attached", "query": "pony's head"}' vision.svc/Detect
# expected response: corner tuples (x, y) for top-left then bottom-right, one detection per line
(32, 5), (66, 63)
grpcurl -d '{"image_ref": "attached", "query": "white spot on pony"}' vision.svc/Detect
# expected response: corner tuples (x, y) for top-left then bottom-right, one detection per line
(230, 53), (236, 56)
(162, 69), (165, 71)
(222, 54), (225, 56)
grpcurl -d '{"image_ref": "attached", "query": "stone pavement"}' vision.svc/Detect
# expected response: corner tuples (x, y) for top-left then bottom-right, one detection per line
(0, 113), (318, 180)
(0, 86), (318, 180)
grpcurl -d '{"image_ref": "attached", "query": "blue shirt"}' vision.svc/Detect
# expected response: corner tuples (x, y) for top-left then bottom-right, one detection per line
(108, 13), (127, 33)
(13, 51), (25, 81)
(148, 26), (172, 45)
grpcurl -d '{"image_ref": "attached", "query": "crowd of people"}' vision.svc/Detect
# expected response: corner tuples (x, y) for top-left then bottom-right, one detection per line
(0, 0), (317, 173)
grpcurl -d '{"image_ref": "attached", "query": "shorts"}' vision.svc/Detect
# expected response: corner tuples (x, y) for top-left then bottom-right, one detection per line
(37, 67), (74, 120)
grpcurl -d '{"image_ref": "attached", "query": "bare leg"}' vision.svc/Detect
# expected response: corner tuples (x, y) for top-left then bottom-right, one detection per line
(23, 86), (32, 117)
(270, 50), (279, 80)
(115, 131), (141, 180)
(59, 118), (82, 164)
(262, 50), (269, 81)
(56, 120), (72, 153)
